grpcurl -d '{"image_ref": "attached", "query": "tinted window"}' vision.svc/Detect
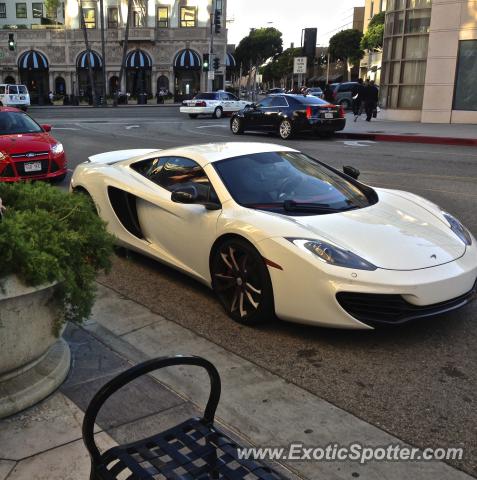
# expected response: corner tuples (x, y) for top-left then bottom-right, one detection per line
(453, 40), (477, 111)
(194, 93), (218, 100)
(257, 97), (274, 108)
(18, 85), (28, 94)
(292, 96), (328, 105)
(0, 112), (42, 135)
(132, 156), (218, 203)
(7, 86), (18, 94)
(0, 86), (5, 95)
(270, 96), (288, 107)
(226, 93), (238, 101)
(213, 152), (372, 213)
(338, 83), (355, 92)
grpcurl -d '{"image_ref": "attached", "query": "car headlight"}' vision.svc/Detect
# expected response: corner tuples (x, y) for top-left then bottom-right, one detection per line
(287, 238), (377, 270)
(51, 143), (64, 155)
(442, 211), (472, 246)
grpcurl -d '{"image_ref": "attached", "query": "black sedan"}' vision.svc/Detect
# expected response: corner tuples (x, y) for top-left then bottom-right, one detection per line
(230, 94), (346, 140)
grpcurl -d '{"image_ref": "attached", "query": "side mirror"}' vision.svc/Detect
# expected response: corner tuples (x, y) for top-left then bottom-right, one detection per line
(343, 165), (360, 180)
(171, 186), (198, 204)
(41, 124), (52, 132)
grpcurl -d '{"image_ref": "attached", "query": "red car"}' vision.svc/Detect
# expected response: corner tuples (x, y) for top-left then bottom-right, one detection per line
(0, 107), (66, 182)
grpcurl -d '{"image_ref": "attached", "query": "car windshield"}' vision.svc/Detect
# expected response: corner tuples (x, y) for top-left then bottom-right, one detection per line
(0, 112), (42, 135)
(194, 93), (218, 100)
(213, 151), (372, 214)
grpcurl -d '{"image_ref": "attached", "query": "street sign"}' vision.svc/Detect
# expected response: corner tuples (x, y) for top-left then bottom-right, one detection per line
(208, 71), (215, 80)
(293, 57), (307, 74)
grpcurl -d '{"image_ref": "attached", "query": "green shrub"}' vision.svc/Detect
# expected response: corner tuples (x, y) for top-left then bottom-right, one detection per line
(0, 182), (114, 333)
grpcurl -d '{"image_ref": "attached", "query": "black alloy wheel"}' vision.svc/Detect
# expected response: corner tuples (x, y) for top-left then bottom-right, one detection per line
(230, 117), (244, 134)
(278, 119), (294, 140)
(211, 238), (274, 325)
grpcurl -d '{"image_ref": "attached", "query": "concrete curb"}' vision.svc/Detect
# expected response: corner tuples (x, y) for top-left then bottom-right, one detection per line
(336, 131), (477, 147)
(29, 104), (181, 110)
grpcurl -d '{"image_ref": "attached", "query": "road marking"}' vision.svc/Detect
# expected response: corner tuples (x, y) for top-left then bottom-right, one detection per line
(125, 125), (140, 130)
(52, 127), (79, 130)
(339, 140), (376, 147)
(411, 150), (477, 157)
(196, 124), (229, 129)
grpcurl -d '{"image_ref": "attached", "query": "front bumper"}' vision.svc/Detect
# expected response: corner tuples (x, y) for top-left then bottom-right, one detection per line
(180, 106), (215, 115)
(0, 154), (67, 182)
(257, 236), (477, 329)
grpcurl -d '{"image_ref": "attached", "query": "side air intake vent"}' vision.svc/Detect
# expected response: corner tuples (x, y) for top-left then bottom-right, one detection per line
(107, 187), (144, 239)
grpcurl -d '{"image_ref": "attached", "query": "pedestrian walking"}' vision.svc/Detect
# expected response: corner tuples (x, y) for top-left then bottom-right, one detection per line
(48, 91), (54, 105)
(323, 81), (335, 103)
(364, 80), (379, 122)
(351, 78), (364, 121)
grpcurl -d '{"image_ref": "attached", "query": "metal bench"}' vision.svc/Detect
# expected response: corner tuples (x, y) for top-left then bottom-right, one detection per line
(82, 355), (287, 479)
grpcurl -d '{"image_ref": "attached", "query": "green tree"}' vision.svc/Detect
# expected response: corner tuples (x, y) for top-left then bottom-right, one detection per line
(329, 29), (364, 81)
(361, 12), (385, 51)
(260, 47), (302, 87)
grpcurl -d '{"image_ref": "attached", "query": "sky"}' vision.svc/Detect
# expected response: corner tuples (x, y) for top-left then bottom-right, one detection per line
(227, 0), (366, 49)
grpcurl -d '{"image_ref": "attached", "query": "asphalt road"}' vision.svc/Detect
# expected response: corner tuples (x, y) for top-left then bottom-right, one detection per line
(31, 105), (477, 476)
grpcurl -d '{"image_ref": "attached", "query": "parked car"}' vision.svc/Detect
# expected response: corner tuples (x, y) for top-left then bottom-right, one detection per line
(0, 84), (30, 111)
(330, 82), (359, 109)
(0, 107), (67, 182)
(230, 94), (345, 140)
(180, 92), (251, 119)
(306, 87), (324, 99)
(267, 88), (286, 94)
(70, 142), (477, 329)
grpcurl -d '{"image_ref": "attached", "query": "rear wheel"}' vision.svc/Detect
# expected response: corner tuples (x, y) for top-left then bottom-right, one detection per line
(188, 114), (198, 119)
(278, 119), (293, 140)
(213, 107), (223, 119)
(211, 238), (274, 325)
(230, 117), (244, 135)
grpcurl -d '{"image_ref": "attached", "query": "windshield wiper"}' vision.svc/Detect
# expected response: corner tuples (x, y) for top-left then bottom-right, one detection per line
(283, 200), (359, 213)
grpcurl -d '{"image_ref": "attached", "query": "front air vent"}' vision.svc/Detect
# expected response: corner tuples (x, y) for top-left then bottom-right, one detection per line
(107, 187), (144, 239)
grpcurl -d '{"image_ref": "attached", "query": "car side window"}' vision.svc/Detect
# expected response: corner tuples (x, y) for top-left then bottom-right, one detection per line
(0, 86), (5, 95)
(339, 84), (352, 92)
(256, 97), (273, 108)
(132, 156), (218, 203)
(8, 86), (18, 94)
(227, 93), (238, 101)
(270, 96), (288, 107)
(18, 86), (27, 94)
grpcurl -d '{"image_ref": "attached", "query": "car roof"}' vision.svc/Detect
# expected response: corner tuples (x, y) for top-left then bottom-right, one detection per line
(136, 142), (299, 167)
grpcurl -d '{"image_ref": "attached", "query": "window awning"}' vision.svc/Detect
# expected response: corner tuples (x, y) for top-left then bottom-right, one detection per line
(18, 50), (49, 71)
(125, 49), (152, 69)
(77, 50), (103, 70)
(174, 49), (201, 71)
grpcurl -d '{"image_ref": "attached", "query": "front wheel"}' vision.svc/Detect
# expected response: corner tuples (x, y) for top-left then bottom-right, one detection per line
(278, 119), (294, 140)
(211, 238), (274, 325)
(212, 107), (223, 119)
(230, 117), (244, 135)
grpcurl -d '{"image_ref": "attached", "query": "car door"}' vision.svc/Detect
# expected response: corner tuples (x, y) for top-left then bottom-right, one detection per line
(243, 96), (273, 130)
(266, 96), (289, 130)
(132, 155), (222, 281)
(219, 92), (234, 112)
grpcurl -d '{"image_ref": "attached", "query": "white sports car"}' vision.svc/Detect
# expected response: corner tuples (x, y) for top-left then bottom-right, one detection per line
(180, 92), (250, 119)
(70, 143), (477, 329)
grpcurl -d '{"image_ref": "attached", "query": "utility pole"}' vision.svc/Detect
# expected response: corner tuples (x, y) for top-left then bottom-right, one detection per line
(79, 0), (97, 107)
(99, 0), (107, 106)
(208, 9), (214, 91)
(326, 51), (330, 83)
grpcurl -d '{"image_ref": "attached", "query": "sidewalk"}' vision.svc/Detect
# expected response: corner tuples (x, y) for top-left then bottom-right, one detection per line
(29, 102), (181, 110)
(0, 284), (474, 480)
(338, 113), (477, 146)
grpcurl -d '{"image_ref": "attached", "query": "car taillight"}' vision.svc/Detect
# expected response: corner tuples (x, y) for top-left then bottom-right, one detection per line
(196, 101), (207, 107)
(339, 105), (345, 118)
(306, 106), (312, 119)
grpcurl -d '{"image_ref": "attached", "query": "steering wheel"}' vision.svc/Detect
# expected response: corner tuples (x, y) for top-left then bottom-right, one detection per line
(278, 175), (305, 199)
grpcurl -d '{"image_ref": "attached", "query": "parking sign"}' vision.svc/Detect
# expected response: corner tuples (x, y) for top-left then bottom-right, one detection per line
(293, 57), (307, 74)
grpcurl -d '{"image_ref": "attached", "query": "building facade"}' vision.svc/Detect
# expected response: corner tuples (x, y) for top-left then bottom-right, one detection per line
(380, 0), (477, 123)
(0, 0), (230, 103)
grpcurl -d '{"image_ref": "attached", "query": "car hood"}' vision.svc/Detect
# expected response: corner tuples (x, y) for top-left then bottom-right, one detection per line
(0, 133), (55, 154)
(240, 189), (466, 271)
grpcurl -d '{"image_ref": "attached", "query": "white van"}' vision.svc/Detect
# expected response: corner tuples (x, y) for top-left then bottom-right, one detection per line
(0, 84), (30, 110)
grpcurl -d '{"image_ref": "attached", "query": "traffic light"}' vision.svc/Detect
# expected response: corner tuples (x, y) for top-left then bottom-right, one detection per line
(213, 57), (220, 71)
(203, 53), (209, 71)
(8, 34), (15, 51)
(303, 28), (317, 60)
(214, 9), (221, 34)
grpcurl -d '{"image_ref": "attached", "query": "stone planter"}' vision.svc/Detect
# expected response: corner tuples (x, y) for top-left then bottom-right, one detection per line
(0, 276), (71, 419)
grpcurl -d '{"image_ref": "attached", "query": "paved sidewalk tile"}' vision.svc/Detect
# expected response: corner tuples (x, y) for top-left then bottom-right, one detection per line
(6, 432), (116, 480)
(0, 460), (15, 480)
(0, 393), (85, 461)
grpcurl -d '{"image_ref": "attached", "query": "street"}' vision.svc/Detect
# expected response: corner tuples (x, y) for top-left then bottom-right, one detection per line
(33, 105), (477, 475)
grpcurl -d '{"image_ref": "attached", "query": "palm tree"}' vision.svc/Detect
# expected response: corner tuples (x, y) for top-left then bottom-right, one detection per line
(78, 0), (97, 106)
(114, 0), (133, 106)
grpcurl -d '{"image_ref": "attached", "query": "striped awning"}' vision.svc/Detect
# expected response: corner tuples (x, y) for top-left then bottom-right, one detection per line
(77, 50), (103, 70)
(18, 50), (49, 71)
(125, 49), (152, 69)
(174, 49), (201, 71)
(225, 53), (236, 69)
